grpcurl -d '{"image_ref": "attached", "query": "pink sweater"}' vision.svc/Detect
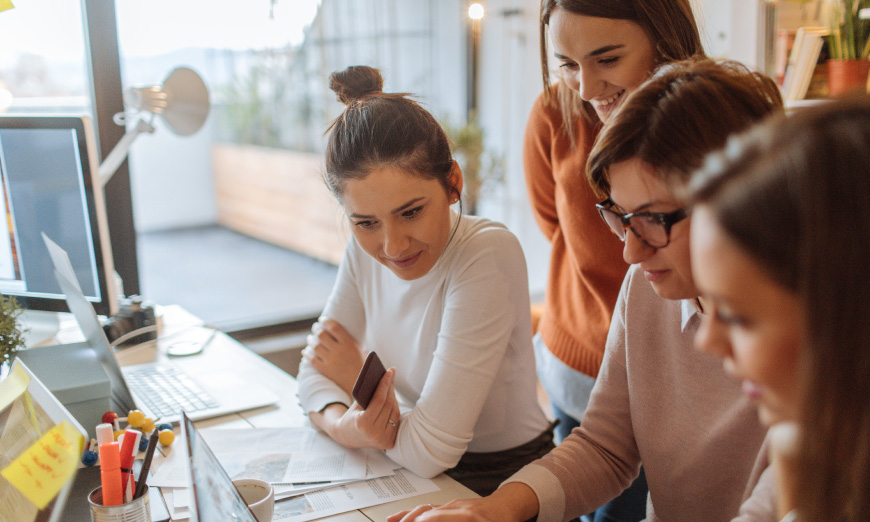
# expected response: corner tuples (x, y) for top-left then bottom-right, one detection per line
(505, 265), (774, 522)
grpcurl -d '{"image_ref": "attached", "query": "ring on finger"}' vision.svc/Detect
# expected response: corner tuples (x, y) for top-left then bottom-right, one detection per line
(388, 419), (397, 427)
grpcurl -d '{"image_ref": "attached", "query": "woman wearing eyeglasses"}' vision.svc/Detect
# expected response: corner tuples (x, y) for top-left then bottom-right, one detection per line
(390, 59), (783, 522)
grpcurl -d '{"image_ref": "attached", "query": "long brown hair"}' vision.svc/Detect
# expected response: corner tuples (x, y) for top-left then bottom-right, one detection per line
(690, 96), (870, 522)
(324, 65), (458, 202)
(586, 58), (783, 198)
(539, 0), (705, 143)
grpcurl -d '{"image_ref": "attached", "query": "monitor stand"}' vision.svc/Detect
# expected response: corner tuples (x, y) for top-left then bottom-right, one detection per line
(20, 310), (61, 348)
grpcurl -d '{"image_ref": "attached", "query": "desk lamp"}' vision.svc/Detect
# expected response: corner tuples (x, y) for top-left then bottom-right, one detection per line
(98, 66), (210, 185)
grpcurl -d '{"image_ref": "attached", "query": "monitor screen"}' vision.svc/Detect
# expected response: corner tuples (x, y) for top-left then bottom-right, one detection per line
(0, 116), (118, 317)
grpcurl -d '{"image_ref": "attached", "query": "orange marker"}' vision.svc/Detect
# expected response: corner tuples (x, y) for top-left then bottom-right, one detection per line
(99, 442), (123, 506)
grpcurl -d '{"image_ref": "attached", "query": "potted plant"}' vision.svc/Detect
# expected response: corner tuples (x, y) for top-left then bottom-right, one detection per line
(826, 0), (870, 95)
(442, 112), (505, 216)
(0, 294), (26, 370)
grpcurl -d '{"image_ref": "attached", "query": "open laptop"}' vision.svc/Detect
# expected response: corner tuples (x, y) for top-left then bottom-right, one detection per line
(45, 234), (278, 424)
(182, 412), (260, 522)
(1, 359), (88, 522)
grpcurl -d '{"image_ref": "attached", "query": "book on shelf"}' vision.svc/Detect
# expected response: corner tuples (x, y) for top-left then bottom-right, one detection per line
(781, 26), (829, 102)
(774, 28), (797, 86)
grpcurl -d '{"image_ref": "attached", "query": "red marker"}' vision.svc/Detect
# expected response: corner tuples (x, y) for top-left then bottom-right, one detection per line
(99, 442), (123, 506)
(118, 429), (141, 502)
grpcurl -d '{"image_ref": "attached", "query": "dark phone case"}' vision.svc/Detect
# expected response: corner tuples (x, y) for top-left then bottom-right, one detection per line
(352, 351), (386, 409)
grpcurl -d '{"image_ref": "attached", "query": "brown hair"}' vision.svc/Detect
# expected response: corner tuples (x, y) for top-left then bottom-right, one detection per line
(587, 58), (783, 198)
(539, 0), (705, 142)
(690, 96), (870, 522)
(324, 65), (458, 201)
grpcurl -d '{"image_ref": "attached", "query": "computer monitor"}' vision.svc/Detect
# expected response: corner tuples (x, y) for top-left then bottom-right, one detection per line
(0, 115), (119, 344)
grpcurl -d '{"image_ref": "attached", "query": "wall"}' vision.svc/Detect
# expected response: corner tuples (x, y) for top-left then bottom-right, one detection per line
(125, 0), (770, 300)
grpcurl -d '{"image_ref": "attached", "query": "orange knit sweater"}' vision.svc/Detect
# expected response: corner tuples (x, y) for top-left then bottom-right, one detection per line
(523, 85), (629, 378)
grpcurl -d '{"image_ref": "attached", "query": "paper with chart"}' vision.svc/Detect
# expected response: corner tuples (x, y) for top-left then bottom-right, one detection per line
(146, 426), (440, 520)
(200, 427), (369, 483)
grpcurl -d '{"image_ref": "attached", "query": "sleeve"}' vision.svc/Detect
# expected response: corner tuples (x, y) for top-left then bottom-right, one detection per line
(385, 230), (522, 478)
(523, 90), (560, 242)
(502, 270), (641, 522)
(730, 465), (777, 522)
(296, 240), (366, 414)
(731, 436), (778, 522)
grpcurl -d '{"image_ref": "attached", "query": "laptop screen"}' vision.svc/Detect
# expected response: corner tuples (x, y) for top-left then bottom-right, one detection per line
(181, 412), (258, 522)
(44, 234), (137, 414)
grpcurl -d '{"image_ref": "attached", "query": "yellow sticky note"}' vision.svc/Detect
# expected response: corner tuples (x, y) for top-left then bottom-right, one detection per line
(0, 363), (30, 412)
(1, 421), (85, 509)
(0, 0), (14, 13)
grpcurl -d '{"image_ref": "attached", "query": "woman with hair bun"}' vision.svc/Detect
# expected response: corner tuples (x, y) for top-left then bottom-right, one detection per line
(297, 65), (553, 495)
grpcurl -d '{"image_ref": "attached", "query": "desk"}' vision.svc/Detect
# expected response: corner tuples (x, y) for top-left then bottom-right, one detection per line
(60, 305), (476, 521)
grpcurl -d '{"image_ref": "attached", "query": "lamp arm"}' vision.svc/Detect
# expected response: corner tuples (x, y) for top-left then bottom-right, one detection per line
(98, 118), (156, 186)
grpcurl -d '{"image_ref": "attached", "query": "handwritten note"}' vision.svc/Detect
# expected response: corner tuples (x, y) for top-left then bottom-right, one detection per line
(0, 0), (14, 13)
(1, 421), (84, 509)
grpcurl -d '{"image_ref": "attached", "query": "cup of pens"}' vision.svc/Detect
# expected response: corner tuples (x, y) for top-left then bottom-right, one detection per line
(88, 485), (151, 522)
(88, 425), (160, 522)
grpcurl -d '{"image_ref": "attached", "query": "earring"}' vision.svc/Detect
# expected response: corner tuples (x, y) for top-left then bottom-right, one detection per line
(452, 196), (459, 204)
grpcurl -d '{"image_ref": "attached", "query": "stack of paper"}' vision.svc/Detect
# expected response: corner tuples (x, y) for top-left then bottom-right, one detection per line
(147, 427), (439, 521)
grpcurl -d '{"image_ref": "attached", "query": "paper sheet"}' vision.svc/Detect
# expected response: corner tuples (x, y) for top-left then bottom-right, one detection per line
(148, 446), (191, 489)
(272, 468), (440, 522)
(200, 427), (369, 483)
(274, 451), (400, 499)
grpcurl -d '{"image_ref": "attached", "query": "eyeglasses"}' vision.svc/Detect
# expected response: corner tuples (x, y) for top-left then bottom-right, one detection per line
(595, 198), (688, 248)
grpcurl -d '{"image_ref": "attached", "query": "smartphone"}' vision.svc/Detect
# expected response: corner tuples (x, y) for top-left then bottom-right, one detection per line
(352, 351), (387, 409)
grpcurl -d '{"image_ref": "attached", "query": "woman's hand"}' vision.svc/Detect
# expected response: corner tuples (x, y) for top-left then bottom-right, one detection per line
(386, 483), (538, 522)
(302, 317), (365, 396)
(310, 368), (402, 450)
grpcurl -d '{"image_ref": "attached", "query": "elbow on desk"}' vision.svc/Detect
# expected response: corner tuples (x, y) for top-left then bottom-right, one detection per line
(387, 446), (463, 479)
(399, 459), (449, 480)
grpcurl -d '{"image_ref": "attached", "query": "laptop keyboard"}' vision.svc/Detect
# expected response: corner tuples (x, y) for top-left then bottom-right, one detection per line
(124, 365), (220, 419)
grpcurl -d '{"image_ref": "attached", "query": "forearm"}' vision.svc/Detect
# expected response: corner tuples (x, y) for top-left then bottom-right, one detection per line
(485, 483), (539, 522)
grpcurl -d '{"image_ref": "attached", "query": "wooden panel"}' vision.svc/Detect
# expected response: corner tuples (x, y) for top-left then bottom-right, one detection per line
(212, 144), (349, 265)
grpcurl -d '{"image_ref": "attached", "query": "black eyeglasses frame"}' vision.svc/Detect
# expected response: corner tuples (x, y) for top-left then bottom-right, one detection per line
(595, 198), (689, 248)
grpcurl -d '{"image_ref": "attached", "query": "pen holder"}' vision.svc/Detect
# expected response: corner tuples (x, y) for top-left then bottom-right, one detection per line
(88, 485), (151, 522)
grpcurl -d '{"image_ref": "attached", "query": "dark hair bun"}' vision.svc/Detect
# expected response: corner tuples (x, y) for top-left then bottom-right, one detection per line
(329, 66), (384, 105)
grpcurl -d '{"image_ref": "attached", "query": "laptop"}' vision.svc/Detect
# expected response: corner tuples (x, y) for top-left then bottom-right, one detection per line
(0, 359), (88, 522)
(182, 412), (259, 522)
(45, 234), (278, 424)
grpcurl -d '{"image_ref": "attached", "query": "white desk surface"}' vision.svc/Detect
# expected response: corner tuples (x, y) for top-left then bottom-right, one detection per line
(67, 304), (477, 521)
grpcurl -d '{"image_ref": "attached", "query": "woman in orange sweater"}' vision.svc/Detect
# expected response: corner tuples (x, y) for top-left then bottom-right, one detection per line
(524, 2), (704, 520)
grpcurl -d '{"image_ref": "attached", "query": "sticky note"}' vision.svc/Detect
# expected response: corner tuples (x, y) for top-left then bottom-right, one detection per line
(0, 0), (14, 13)
(0, 363), (30, 411)
(1, 421), (85, 509)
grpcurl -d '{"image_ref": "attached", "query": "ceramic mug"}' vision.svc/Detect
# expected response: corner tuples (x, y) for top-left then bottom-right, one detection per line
(232, 478), (275, 521)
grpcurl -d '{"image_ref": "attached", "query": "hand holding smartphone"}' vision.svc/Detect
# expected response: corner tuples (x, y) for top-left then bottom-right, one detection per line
(352, 351), (387, 409)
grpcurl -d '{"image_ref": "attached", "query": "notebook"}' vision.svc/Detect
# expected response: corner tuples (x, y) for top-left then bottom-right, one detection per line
(181, 412), (259, 522)
(45, 234), (278, 424)
(0, 359), (88, 522)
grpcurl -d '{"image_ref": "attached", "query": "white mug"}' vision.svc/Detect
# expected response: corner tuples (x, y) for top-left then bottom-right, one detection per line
(232, 478), (275, 522)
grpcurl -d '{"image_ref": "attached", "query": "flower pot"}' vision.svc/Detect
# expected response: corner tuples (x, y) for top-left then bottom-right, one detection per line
(826, 59), (870, 97)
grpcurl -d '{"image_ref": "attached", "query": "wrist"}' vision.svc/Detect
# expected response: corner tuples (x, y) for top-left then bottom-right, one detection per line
(310, 403), (348, 437)
(486, 483), (539, 522)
